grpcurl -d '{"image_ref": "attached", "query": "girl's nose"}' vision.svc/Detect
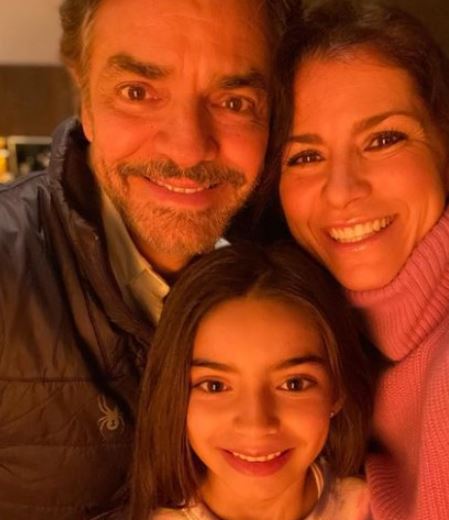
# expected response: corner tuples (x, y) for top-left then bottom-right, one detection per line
(232, 389), (280, 436)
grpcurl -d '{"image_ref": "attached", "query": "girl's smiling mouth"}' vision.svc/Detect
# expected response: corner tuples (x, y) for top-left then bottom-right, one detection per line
(230, 450), (284, 462)
(220, 449), (292, 476)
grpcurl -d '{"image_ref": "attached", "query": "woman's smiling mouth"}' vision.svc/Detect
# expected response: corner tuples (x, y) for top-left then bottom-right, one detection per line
(328, 215), (395, 244)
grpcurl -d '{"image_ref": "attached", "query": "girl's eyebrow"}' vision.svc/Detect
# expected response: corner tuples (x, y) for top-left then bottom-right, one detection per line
(190, 355), (326, 372)
(191, 359), (236, 373)
(275, 355), (326, 370)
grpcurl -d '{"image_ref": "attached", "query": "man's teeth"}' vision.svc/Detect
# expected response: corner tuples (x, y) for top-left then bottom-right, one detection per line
(231, 451), (282, 462)
(329, 216), (393, 243)
(152, 178), (209, 194)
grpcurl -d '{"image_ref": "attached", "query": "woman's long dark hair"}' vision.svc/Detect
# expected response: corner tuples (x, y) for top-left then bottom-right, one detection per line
(129, 242), (375, 520)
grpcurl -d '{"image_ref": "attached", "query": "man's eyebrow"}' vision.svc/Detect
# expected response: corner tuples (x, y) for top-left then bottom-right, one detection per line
(275, 355), (326, 370)
(104, 53), (171, 79)
(218, 71), (268, 91)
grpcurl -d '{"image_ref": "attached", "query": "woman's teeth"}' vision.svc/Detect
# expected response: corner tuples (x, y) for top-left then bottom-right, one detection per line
(231, 450), (283, 462)
(329, 216), (393, 243)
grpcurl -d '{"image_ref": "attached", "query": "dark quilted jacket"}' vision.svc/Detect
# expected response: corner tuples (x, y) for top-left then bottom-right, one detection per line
(0, 119), (154, 520)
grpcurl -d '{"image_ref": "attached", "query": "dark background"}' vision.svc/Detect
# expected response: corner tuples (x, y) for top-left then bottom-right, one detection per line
(0, 0), (448, 137)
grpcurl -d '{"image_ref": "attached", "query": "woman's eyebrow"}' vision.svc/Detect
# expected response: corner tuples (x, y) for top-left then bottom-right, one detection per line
(287, 110), (425, 144)
(286, 133), (323, 145)
(354, 110), (425, 133)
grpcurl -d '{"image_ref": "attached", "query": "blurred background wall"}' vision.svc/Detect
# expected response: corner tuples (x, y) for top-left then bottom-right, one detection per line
(0, 0), (448, 137)
(0, 0), (74, 137)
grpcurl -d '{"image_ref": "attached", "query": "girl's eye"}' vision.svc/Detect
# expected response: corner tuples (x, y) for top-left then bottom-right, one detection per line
(118, 85), (150, 102)
(279, 377), (315, 392)
(196, 380), (229, 393)
(366, 130), (407, 150)
(286, 150), (324, 167)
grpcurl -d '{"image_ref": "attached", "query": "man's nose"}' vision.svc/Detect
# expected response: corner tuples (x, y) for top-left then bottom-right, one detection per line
(322, 156), (371, 209)
(233, 389), (280, 436)
(152, 101), (219, 168)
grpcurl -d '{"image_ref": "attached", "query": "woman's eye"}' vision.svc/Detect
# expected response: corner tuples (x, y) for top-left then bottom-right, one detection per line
(367, 131), (407, 150)
(279, 377), (314, 392)
(196, 380), (228, 393)
(286, 150), (323, 167)
(118, 85), (150, 102)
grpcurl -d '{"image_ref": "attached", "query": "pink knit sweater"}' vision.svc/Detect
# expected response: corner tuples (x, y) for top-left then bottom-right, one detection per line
(349, 207), (449, 520)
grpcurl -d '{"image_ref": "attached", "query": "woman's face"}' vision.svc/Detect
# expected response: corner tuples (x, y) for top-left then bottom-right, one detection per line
(280, 49), (447, 291)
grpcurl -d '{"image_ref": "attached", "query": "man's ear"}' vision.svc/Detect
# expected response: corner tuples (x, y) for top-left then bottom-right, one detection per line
(79, 102), (94, 143)
(68, 66), (94, 143)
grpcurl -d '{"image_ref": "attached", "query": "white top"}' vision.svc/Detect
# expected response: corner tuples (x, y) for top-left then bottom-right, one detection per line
(152, 462), (370, 520)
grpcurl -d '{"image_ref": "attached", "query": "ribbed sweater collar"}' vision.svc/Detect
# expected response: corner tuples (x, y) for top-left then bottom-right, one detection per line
(348, 205), (449, 361)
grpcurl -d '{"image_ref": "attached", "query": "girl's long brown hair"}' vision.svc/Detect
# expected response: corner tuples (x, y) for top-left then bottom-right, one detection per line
(129, 241), (376, 520)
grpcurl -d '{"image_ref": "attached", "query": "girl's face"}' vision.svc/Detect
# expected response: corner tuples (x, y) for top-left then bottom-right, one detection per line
(187, 295), (337, 512)
(280, 49), (447, 291)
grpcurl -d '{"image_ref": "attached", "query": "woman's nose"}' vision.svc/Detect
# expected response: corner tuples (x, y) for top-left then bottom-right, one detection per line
(322, 157), (371, 209)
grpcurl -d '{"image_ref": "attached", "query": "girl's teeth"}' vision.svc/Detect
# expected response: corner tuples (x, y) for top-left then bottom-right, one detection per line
(231, 450), (282, 462)
(329, 216), (393, 243)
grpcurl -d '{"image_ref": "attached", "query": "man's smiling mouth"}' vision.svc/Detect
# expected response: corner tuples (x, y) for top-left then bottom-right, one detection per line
(151, 177), (217, 194)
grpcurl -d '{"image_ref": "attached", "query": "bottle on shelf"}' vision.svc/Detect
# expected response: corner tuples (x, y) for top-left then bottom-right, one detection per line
(0, 137), (13, 184)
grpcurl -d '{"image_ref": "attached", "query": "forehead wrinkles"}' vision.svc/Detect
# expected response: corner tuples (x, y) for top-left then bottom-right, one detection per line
(91, 0), (269, 35)
(87, 0), (271, 94)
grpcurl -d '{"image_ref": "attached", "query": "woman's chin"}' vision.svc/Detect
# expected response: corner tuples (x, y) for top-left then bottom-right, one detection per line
(330, 266), (399, 293)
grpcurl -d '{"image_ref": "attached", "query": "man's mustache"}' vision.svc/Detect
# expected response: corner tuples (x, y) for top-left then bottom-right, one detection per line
(117, 159), (246, 188)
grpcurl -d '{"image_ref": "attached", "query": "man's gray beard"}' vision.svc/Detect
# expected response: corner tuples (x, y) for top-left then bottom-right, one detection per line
(100, 158), (257, 257)
(114, 194), (242, 257)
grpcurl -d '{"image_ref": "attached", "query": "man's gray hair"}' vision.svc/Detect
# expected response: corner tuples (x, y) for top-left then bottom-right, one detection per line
(59, 0), (298, 79)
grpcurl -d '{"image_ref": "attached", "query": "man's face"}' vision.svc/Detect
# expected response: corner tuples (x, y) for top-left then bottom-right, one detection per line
(80, 0), (271, 272)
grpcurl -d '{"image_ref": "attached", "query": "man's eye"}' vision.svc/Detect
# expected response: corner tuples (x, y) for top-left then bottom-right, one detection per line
(118, 85), (149, 101)
(286, 150), (323, 167)
(196, 380), (228, 393)
(221, 96), (253, 113)
(366, 131), (407, 150)
(279, 377), (314, 392)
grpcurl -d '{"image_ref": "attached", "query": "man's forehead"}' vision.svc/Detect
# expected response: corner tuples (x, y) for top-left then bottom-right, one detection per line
(100, 53), (270, 92)
(93, 0), (270, 32)
(90, 0), (272, 80)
